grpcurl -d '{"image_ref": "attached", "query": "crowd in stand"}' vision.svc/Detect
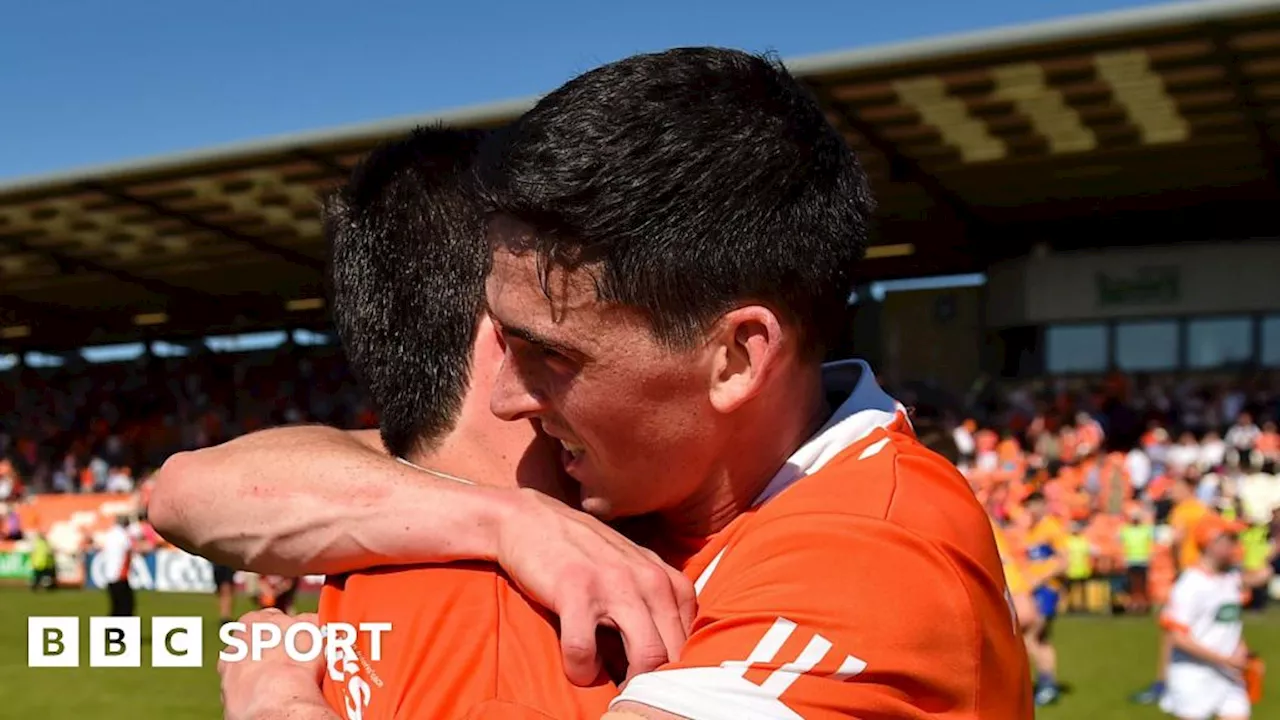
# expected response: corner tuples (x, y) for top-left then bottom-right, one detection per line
(933, 371), (1280, 611)
(0, 346), (376, 502)
(4, 348), (1280, 607)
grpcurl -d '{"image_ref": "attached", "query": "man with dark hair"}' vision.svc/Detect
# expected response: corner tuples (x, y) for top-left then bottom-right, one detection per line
(221, 127), (623, 720)
(163, 48), (1030, 720)
(327, 127), (491, 459)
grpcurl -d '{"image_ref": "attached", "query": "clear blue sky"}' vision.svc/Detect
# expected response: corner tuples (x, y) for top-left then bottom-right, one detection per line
(1, 0), (1177, 181)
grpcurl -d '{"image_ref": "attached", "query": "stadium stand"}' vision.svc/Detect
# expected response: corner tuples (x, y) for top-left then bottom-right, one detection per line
(2, 0), (1280, 609)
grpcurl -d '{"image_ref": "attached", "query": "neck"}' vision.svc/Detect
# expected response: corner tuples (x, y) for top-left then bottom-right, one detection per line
(662, 363), (828, 538)
(402, 331), (565, 499)
(1199, 557), (1225, 575)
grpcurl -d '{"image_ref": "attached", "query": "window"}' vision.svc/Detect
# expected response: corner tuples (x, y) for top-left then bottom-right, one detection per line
(24, 352), (64, 368)
(151, 341), (189, 358)
(1187, 317), (1253, 369)
(1046, 324), (1108, 373)
(80, 342), (146, 364)
(1263, 315), (1280, 367)
(1115, 320), (1179, 371)
(204, 331), (288, 353)
(292, 329), (334, 347)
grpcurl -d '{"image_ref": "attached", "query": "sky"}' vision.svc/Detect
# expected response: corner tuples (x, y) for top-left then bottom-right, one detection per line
(0, 0), (1181, 181)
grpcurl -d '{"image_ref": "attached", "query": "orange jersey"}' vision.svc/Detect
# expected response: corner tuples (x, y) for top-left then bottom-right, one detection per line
(319, 563), (616, 720)
(615, 362), (1033, 720)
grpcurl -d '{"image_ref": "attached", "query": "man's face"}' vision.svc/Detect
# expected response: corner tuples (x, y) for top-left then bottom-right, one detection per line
(1206, 532), (1239, 569)
(484, 236), (721, 521)
(1170, 478), (1191, 502)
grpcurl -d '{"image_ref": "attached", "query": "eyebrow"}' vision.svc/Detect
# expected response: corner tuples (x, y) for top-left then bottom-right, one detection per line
(499, 322), (582, 357)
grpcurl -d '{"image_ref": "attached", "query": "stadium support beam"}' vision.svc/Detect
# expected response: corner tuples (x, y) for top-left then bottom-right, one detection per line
(815, 89), (991, 233)
(0, 295), (117, 352)
(291, 148), (351, 178)
(1209, 25), (1280, 187)
(81, 181), (326, 271)
(0, 234), (219, 303)
(0, 295), (71, 326)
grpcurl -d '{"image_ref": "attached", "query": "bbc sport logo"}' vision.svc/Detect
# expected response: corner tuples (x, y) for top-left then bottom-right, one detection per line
(28, 617), (391, 668)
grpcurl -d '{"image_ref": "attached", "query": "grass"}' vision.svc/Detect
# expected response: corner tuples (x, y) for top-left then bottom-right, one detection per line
(3, 586), (318, 719)
(2, 587), (1279, 718)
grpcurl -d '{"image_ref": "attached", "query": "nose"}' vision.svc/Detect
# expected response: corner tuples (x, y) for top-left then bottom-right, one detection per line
(490, 356), (550, 421)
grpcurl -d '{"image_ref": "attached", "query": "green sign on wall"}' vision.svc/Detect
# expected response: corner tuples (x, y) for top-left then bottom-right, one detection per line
(0, 551), (31, 579)
(1095, 266), (1181, 307)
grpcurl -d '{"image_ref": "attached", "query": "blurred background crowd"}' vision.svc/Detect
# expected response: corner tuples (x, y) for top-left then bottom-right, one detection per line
(5, 345), (1280, 614)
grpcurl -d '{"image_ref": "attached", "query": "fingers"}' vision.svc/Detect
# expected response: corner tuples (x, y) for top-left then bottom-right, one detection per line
(604, 598), (670, 681)
(584, 524), (690, 673)
(629, 556), (689, 665)
(558, 601), (605, 686)
(640, 546), (697, 634)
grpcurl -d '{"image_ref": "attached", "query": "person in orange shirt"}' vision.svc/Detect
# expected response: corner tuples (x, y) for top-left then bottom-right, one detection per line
(179, 49), (1031, 720)
(1170, 474), (1213, 574)
(1258, 420), (1280, 461)
(243, 128), (620, 720)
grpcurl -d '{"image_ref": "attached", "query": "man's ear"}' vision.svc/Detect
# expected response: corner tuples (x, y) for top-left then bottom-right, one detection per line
(706, 305), (785, 414)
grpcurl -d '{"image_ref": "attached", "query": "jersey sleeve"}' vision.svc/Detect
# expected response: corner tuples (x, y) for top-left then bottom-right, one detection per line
(1160, 574), (1200, 633)
(612, 513), (1016, 720)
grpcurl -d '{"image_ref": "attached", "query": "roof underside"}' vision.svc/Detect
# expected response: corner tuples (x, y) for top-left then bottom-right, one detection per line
(3, 0), (1279, 349)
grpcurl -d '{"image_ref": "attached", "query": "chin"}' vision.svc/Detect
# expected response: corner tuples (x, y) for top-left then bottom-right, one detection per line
(579, 495), (616, 520)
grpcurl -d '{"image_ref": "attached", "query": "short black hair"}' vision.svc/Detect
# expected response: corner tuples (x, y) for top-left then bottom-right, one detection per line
(325, 126), (489, 458)
(477, 47), (874, 357)
(1023, 491), (1046, 506)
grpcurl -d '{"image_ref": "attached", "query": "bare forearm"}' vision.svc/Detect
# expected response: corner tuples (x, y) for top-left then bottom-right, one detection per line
(148, 425), (511, 575)
(1169, 632), (1232, 669)
(252, 697), (340, 720)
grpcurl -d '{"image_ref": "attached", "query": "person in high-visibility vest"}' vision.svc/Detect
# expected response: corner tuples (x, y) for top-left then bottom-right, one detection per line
(29, 532), (57, 591)
(1121, 509), (1156, 614)
(1064, 524), (1094, 613)
(1241, 523), (1273, 611)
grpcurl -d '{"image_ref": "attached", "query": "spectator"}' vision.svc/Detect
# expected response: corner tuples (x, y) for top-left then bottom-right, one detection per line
(1226, 411), (1261, 455)
(1199, 430), (1227, 470)
(0, 461), (15, 501)
(29, 531), (57, 591)
(1256, 420), (1279, 461)
(1168, 432), (1201, 473)
(2, 503), (22, 541)
(1126, 445), (1152, 493)
(106, 466), (134, 494)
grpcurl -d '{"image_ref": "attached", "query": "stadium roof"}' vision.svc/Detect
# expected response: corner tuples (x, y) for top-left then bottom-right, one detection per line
(4, 0), (1280, 350)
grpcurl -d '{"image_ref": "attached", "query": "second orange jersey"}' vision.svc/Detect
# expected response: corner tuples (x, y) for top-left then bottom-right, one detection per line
(613, 361), (1033, 719)
(319, 563), (616, 720)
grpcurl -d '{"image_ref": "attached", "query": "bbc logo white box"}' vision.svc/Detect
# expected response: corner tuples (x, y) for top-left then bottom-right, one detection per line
(90, 617), (142, 668)
(152, 617), (203, 668)
(29, 617), (80, 667)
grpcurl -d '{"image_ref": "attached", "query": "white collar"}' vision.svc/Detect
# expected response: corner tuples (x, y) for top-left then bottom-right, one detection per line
(752, 359), (904, 507)
(395, 457), (476, 486)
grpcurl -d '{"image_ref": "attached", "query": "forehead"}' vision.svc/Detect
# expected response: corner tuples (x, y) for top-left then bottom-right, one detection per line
(484, 222), (648, 352)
